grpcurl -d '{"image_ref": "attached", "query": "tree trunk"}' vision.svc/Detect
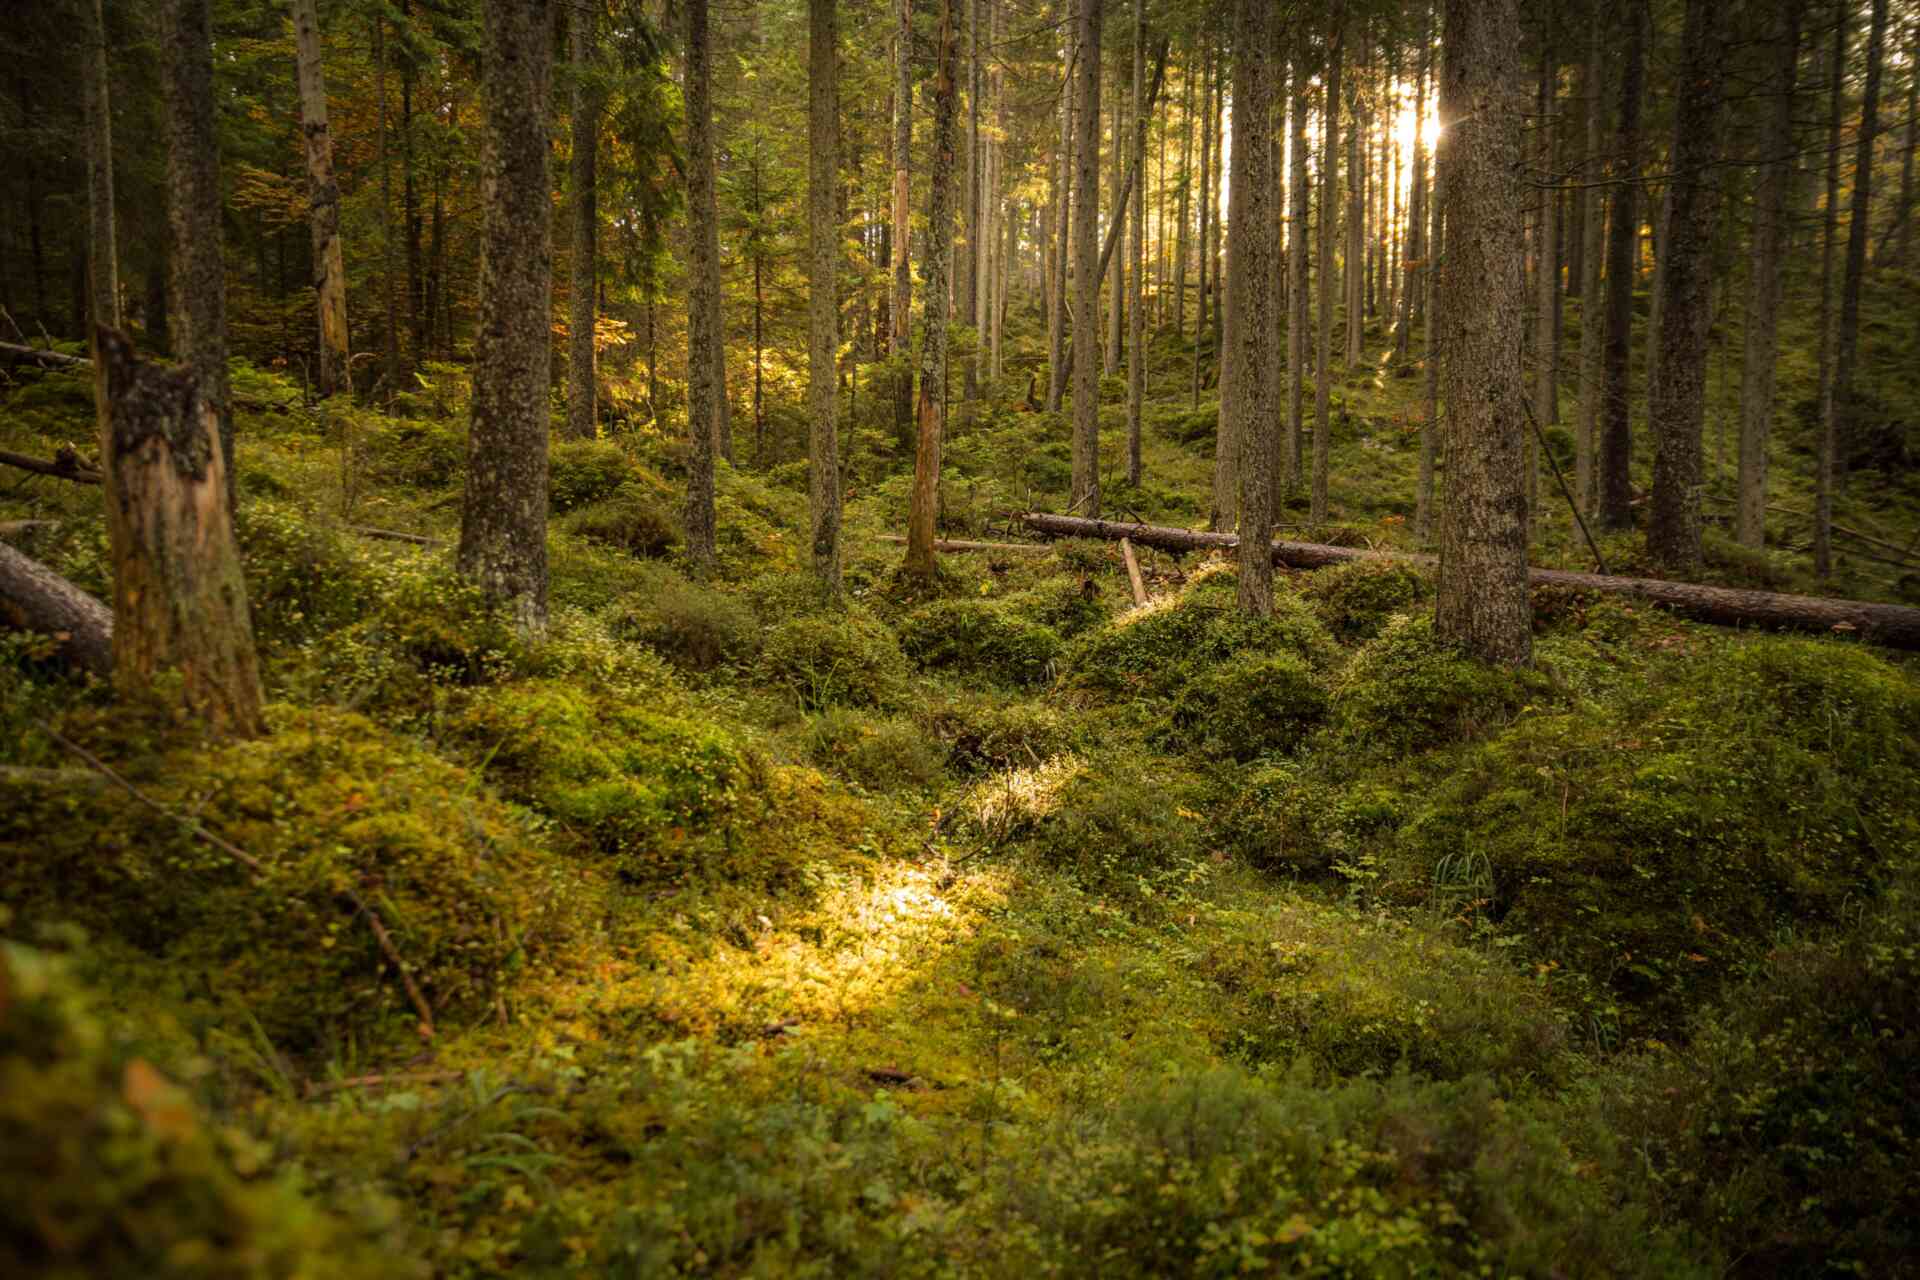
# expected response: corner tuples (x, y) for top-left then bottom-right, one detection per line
(1825, 0), (1890, 573)
(1126, 0), (1146, 488)
(567, 4), (600, 438)
(1530, 22), (1557, 526)
(1226, 0), (1279, 616)
(1392, 11), (1430, 363)
(1344, 41), (1365, 369)
(1018, 511), (1920, 649)
(1174, 47), (1191, 341)
(1598, 0), (1646, 530)
(1314, 25), (1343, 524)
(1070, 0), (1104, 516)
(1288, 50), (1310, 493)
(1433, 0), (1531, 665)
(684, 0), (721, 574)
(1048, 18), (1073, 413)
(892, 0), (913, 447)
(0, 541), (113, 676)
(1645, 0), (1724, 576)
(1813, 5), (1849, 577)
(374, 11), (400, 394)
(1574, 4), (1606, 515)
(161, 0), (234, 511)
(1736, 0), (1801, 549)
(1419, 58), (1445, 544)
(459, 0), (552, 635)
(809, 0), (843, 595)
(293, 0), (350, 398)
(81, 0), (117, 333)
(97, 328), (263, 736)
(907, 0), (960, 579)
(1193, 38), (1211, 410)
(1105, 57), (1126, 375)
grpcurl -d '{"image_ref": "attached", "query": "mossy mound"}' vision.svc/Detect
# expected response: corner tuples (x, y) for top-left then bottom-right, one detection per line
(611, 569), (760, 673)
(1004, 575), (1113, 637)
(548, 438), (643, 512)
(1216, 766), (1404, 876)
(896, 599), (1063, 688)
(562, 486), (680, 557)
(1167, 650), (1330, 760)
(803, 707), (948, 793)
(1389, 636), (1920, 1030)
(0, 939), (418, 1279)
(1301, 558), (1430, 641)
(237, 502), (385, 649)
(1062, 590), (1340, 704)
(1007, 755), (1213, 908)
(760, 609), (912, 710)
(0, 707), (569, 1053)
(917, 690), (1079, 774)
(454, 679), (757, 878)
(1332, 614), (1545, 755)
(356, 417), (465, 489)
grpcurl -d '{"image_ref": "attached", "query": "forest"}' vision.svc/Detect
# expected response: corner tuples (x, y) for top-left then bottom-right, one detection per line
(2, 0), (1919, 1273)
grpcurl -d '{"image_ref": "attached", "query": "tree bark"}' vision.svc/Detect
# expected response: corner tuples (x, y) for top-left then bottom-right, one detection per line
(1126, 0), (1146, 489)
(1193, 38), (1211, 410)
(892, 0), (913, 446)
(1433, 0), (1531, 665)
(292, 0), (350, 398)
(1825, 0), (1890, 574)
(1314, 23), (1343, 525)
(1225, 0), (1279, 616)
(459, 0), (552, 634)
(1392, 11), (1430, 363)
(1018, 511), (1920, 649)
(1736, 0), (1801, 549)
(1813, 4), (1849, 577)
(567, 3), (601, 438)
(1070, 0), (1104, 516)
(907, 0), (960, 579)
(1597, 0), (1647, 530)
(1646, 0), (1724, 576)
(81, 0), (117, 334)
(1288, 49), (1311, 493)
(1531, 20), (1558, 525)
(1344, 37), (1365, 369)
(684, 0), (721, 574)
(1574, 3), (1606, 515)
(1048, 19), (1074, 413)
(809, 0), (843, 595)
(1174, 46), (1191, 341)
(0, 541), (113, 676)
(161, 0), (234, 510)
(97, 328), (263, 736)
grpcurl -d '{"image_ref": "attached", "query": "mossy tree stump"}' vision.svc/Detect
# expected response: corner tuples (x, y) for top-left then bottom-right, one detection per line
(98, 327), (264, 737)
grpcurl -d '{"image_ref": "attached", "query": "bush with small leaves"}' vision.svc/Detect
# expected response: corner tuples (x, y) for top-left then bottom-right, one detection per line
(1332, 614), (1543, 755)
(760, 610), (912, 710)
(563, 487), (680, 557)
(1301, 559), (1430, 642)
(896, 599), (1063, 688)
(803, 707), (947, 793)
(548, 439), (640, 512)
(613, 570), (760, 674)
(1166, 650), (1330, 761)
(1064, 590), (1340, 704)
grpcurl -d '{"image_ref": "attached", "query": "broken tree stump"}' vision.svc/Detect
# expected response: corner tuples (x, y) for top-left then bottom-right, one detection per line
(98, 327), (264, 736)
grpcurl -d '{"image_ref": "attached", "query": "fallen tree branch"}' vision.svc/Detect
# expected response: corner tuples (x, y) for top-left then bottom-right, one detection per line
(877, 533), (1050, 554)
(40, 723), (437, 1040)
(0, 339), (86, 368)
(304, 1069), (464, 1099)
(1119, 537), (1148, 606)
(0, 540), (113, 672)
(347, 524), (443, 547)
(1019, 511), (1920, 650)
(0, 447), (102, 484)
(1700, 495), (1920, 569)
(0, 520), (60, 537)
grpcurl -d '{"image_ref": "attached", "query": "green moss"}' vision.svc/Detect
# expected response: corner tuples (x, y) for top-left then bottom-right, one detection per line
(236, 502), (383, 648)
(0, 707), (571, 1053)
(548, 439), (640, 513)
(1216, 767), (1405, 876)
(0, 939), (419, 1279)
(1301, 559), (1430, 641)
(1167, 651), (1330, 760)
(760, 609), (912, 710)
(356, 417), (465, 489)
(562, 487), (679, 557)
(1063, 590), (1340, 704)
(1004, 575), (1114, 637)
(896, 599), (1063, 688)
(917, 690), (1079, 774)
(803, 707), (948, 793)
(612, 568), (760, 673)
(1332, 614), (1542, 755)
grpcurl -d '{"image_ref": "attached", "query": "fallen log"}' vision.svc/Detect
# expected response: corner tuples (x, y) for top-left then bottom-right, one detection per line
(877, 534), (1051, 554)
(348, 524), (443, 547)
(0, 339), (86, 368)
(0, 540), (113, 673)
(0, 446), (102, 484)
(1019, 511), (1920, 651)
(1119, 537), (1148, 606)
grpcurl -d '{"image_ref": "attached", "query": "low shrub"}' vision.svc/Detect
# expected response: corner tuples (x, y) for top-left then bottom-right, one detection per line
(0, 939), (418, 1278)
(1004, 575), (1113, 637)
(0, 707), (572, 1053)
(803, 708), (947, 793)
(760, 610), (912, 710)
(1166, 651), (1329, 760)
(356, 417), (465, 489)
(896, 599), (1063, 688)
(548, 438), (638, 512)
(1063, 591), (1339, 704)
(918, 690), (1078, 774)
(1301, 559), (1430, 642)
(563, 487), (679, 557)
(1216, 766), (1404, 877)
(613, 570), (760, 673)
(1331, 614), (1542, 755)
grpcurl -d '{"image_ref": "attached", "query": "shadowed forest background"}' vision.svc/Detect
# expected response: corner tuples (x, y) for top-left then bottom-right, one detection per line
(2, 0), (1919, 1275)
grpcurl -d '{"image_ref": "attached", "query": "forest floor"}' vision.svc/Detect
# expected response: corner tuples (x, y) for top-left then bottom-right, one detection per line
(2, 279), (1918, 1277)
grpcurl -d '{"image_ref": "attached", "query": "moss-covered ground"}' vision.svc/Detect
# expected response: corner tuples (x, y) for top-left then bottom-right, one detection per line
(2, 280), (1917, 1276)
